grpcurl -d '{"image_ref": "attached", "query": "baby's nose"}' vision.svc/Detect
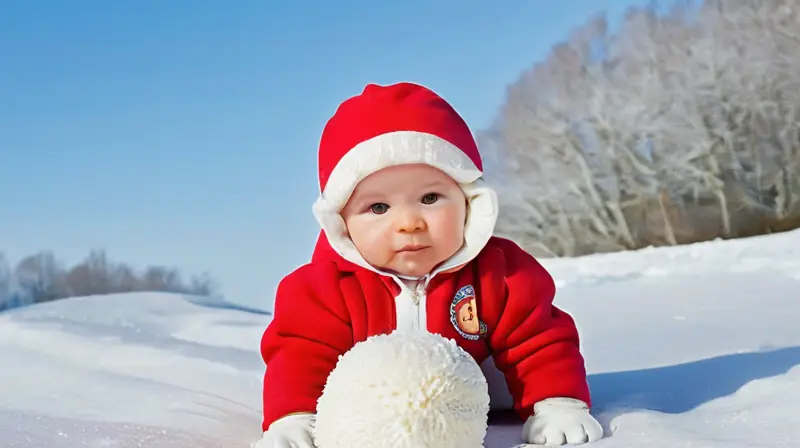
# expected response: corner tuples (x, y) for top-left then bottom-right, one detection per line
(396, 211), (426, 232)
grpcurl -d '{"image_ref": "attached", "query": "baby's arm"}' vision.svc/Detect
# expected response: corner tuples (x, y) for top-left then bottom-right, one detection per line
(260, 264), (354, 432)
(484, 239), (601, 445)
(485, 240), (590, 416)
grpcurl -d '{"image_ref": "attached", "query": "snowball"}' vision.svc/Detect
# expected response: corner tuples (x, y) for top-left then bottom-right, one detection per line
(314, 330), (490, 448)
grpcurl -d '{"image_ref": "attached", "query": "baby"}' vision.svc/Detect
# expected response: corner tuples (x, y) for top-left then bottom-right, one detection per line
(256, 82), (602, 447)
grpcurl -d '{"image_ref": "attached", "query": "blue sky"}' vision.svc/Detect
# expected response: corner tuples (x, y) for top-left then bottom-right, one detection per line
(0, 0), (649, 310)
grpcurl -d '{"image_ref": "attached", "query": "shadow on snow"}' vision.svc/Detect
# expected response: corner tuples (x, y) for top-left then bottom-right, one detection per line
(486, 346), (800, 445)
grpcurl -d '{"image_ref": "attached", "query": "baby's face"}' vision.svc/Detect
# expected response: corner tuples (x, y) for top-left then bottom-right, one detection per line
(341, 164), (467, 277)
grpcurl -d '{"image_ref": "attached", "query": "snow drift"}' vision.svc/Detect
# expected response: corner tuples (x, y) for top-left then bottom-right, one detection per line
(1, 229), (800, 447)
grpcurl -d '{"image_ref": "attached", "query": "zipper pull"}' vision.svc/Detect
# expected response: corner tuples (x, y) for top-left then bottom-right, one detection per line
(409, 290), (420, 305)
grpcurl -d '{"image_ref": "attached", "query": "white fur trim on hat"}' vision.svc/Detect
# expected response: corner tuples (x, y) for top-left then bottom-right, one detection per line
(320, 130), (483, 211)
(312, 130), (498, 278)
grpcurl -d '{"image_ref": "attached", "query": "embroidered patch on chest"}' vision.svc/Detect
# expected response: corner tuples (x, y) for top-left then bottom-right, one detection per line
(449, 284), (487, 340)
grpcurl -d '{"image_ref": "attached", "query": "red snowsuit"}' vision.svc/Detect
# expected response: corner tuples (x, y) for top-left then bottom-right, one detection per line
(260, 234), (591, 432)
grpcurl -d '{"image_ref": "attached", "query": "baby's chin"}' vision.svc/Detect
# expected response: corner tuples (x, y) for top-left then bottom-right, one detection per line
(383, 260), (439, 278)
(378, 250), (461, 278)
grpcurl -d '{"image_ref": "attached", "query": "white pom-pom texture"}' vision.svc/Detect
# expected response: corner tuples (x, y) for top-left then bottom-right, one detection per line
(314, 330), (490, 448)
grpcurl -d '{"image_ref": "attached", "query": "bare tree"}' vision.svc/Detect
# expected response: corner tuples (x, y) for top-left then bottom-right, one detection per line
(189, 272), (218, 297)
(483, 0), (800, 257)
(112, 263), (141, 292)
(0, 248), (220, 311)
(141, 266), (183, 292)
(64, 250), (115, 296)
(14, 251), (66, 303)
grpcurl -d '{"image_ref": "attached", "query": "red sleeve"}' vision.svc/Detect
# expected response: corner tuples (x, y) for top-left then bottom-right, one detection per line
(485, 238), (590, 420)
(260, 263), (354, 431)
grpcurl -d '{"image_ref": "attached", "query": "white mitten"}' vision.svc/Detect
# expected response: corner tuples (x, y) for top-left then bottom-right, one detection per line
(253, 413), (316, 448)
(522, 398), (603, 446)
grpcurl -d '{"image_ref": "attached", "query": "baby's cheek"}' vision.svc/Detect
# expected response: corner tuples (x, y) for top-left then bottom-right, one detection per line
(361, 235), (394, 264)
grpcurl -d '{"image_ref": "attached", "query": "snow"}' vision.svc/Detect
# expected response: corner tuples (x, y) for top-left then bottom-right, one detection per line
(2, 229), (799, 447)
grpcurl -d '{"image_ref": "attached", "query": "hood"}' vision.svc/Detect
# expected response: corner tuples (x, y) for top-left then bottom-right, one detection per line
(311, 178), (499, 283)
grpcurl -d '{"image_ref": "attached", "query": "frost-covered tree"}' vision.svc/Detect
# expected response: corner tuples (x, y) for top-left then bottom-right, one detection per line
(482, 0), (800, 256)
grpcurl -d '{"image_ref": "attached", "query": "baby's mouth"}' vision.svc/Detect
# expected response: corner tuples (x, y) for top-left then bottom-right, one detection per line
(397, 244), (429, 253)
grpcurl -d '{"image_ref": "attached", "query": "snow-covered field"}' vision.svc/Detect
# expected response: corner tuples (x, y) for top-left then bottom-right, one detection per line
(1, 230), (799, 447)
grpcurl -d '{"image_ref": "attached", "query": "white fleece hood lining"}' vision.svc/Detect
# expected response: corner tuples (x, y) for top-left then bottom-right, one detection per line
(311, 130), (499, 283)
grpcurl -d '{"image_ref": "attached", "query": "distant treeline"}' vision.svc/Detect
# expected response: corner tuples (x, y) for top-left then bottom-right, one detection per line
(0, 249), (217, 311)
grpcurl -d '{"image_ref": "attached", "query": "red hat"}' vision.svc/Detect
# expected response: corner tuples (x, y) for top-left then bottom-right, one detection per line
(311, 82), (498, 273)
(316, 82), (485, 210)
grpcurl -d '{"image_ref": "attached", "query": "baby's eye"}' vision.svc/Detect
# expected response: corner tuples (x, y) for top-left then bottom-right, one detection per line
(421, 193), (439, 205)
(370, 203), (389, 214)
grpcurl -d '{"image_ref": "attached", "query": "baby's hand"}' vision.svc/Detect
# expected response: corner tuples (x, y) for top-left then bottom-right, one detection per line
(522, 398), (603, 446)
(254, 413), (316, 448)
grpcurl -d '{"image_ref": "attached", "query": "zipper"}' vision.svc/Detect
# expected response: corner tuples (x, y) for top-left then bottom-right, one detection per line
(395, 274), (434, 332)
(409, 287), (422, 331)
(409, 290), (420, 306)
(411, 277), (429, 332)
